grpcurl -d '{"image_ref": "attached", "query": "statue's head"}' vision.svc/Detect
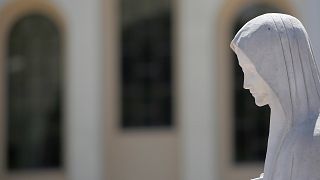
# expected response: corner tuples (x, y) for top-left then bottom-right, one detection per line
(230, 13), (320, 124)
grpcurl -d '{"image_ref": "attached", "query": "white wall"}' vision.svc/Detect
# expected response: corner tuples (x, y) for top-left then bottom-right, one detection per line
(52, 0), (105, 179)
(178, 0), (224, 179)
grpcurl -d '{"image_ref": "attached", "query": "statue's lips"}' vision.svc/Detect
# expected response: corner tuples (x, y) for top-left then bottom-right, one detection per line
(249, 91), (260, 98)
(249, 90), (256, 95)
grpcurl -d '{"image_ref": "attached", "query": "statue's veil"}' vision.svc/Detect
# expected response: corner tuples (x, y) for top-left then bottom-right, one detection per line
(230, 13), (320, 179)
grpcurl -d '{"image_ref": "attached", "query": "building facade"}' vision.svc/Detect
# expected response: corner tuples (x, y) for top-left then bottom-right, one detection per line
(0, 0), (320, 180)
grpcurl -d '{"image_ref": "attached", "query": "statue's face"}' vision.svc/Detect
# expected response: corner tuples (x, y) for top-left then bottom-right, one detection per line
(236, 51), (270, 107)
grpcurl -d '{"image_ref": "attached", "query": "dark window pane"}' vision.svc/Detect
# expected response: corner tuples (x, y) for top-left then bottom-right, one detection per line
(121, 0), (172, 128)
(7, 14), (62, 170)
(232, 5), (283, 163)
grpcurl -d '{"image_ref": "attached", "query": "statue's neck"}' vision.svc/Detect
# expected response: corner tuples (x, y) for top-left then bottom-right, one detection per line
(263, 94), (287, 180)
(269, 99), (287, 136)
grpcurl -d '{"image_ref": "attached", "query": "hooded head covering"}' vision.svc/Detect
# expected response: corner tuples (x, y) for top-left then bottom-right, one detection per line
(231, 13), (320, 128)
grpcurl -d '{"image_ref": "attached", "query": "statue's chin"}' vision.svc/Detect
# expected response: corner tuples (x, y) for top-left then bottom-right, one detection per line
(254, 96), (268, 107)
(255, 102), (268, 107)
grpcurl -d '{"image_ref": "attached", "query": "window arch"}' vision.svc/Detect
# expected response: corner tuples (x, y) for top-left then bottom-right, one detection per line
(6, 13), (63, 171)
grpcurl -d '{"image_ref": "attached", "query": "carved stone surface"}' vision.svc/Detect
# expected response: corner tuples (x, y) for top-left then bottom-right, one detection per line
(231, 13), (320, 180)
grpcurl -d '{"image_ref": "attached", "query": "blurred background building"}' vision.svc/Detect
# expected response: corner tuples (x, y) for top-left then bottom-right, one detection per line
(0, 0), (319, 180)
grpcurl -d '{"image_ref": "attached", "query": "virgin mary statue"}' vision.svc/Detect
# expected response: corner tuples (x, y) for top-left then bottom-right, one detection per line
(230, 13), (320, 180)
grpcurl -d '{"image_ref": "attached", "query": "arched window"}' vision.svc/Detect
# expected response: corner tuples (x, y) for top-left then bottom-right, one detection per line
(120, 0), (172, 128)
(6, 13), (63, 170)
(232, 4), (284, 163)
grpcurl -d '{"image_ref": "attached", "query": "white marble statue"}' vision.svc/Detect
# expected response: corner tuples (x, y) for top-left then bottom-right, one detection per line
(230, 13), (320, 180)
